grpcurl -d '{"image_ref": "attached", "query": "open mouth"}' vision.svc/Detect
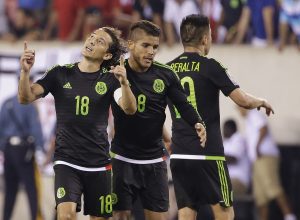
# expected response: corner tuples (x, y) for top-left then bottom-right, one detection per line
(86, 46), (93, 52)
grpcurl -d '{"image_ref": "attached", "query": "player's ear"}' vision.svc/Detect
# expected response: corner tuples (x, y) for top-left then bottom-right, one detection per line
(103, 53), (112, 60)
(203, 34), (208, 45)
(127, 40), (134, 50)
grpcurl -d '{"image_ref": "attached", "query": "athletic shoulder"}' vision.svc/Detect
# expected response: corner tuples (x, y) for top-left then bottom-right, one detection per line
(43, 63), (76, 77)
(206, 57), (228, 70)
(48, 63), (76, 72)
(153, 61), (179, 79)
(153, 61), (174, 72)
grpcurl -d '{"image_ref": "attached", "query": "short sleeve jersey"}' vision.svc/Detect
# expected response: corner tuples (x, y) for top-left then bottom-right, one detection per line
(111, 60), (200, 160)
(167, 52), (239, 156)
(36, 63), (120, 167)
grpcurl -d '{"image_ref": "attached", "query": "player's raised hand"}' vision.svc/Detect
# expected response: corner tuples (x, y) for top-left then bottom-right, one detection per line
(257, 99), (274, 116)
(20, 41), (35, 73)
(109, 55), (129, 86)
(195, 123), (206, 148)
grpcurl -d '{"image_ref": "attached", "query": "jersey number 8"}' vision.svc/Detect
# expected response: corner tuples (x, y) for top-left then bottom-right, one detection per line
(137, 94), (146, 112)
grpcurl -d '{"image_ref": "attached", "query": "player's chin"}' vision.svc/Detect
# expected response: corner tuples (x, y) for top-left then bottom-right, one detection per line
(81, 50), (92, 58)
(142, 60), (152, 68)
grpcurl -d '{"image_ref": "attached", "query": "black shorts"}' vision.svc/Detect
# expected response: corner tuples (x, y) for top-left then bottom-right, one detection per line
(112, 159), (169, 212)
(170, 159), (233, 210)
(54, 164), (113, 218)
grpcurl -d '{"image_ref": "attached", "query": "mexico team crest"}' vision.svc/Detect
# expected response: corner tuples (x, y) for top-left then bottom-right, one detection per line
(57, 187), (65, 199)
(111, 193), (118, 205)
(153, 79), (165, 93)
(95, 82), (107, 95)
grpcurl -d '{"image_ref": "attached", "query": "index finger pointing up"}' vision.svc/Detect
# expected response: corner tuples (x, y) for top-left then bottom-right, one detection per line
(120, 55), (125, 67)
(24, 41), (28, 51)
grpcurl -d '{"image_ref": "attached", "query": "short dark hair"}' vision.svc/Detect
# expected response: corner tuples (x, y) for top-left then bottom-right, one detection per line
(128, 20), (160, 40)
(102, 27), (127, 67)
(180, 14), (210, 46)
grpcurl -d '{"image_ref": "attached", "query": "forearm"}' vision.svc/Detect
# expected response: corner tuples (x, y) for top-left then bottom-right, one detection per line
(169, 83), (205, 127)
(242, 93), (265, 109)
(177, 103), (205, 127)
(230, 88), (264, 109)
(120, 82), (137, 115)
(18, 70), (36, 104)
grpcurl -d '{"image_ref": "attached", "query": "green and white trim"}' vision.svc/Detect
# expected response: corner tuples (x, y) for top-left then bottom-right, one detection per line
(216, 160), (231, 207)
(170, 154), (225, 161)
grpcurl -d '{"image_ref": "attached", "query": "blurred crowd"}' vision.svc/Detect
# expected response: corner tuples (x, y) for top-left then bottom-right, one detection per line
(0, 0), (300, 51)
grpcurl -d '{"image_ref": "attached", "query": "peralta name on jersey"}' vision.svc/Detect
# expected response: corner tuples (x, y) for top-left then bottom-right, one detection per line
(170, 62), (200, 73)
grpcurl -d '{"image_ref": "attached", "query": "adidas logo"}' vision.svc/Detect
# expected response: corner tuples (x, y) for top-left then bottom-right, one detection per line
(63, 82), (72, 89)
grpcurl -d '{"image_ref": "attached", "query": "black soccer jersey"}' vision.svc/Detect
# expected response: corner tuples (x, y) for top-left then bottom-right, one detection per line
(111, 60), (201, 160)
(167, 52), (239, 156)
(36, 63), (120, 167)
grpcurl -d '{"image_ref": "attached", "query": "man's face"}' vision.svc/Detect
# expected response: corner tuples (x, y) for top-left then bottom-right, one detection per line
(82, 29), (112, 61)
(128, 31), (159, 72)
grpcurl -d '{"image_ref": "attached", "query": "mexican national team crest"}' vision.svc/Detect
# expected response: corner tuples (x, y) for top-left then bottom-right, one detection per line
(111, 193), (118, 205)
(57, 187), (66, 199)
(95, 82), (107, 95)
(153, 79), (165, 93)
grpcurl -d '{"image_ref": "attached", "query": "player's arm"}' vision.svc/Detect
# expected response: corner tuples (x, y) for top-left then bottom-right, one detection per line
(229, 88), (274, 116)
(162, 125), (172, 155)
(119, 80), (137, 115)
(18, 41), (44, 104)
(168, 77), (206, 147)
(110, 56), (137, 115)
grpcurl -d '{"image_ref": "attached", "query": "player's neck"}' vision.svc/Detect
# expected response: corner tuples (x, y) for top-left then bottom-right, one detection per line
(78, 59), (101, 73)
(184, 46), (205, 56)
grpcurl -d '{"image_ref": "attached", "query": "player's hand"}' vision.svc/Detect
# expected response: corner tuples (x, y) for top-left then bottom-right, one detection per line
(257, 99), (274, 116)
(109, 55), (129, 86)
(20, 41), (35, 73)
(195, 123), (206, 148)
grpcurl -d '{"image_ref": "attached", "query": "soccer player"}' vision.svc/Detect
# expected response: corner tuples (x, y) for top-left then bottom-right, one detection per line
(167, 14), (274, 220)
(110, 20), (206, 220)
(18, 27), (137, 220)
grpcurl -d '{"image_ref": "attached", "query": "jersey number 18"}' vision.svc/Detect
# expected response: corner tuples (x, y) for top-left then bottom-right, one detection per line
(75, 95), (90, 115)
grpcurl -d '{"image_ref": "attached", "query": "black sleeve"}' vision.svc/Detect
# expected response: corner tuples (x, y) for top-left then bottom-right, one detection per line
(35, 65), (60, 97)
(208, 59), (239, 96)
(167, 70), (204, 127)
